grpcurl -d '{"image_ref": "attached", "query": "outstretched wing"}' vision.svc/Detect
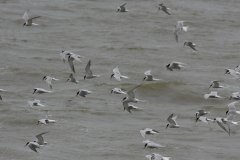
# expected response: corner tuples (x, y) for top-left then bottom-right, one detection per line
(85, 60), (93, 76)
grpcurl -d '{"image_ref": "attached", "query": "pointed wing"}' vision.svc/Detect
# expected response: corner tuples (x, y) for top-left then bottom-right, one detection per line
(113, 67), (121, 81)
(23, 9), (29, 22)
(163, 9), (171, 15)
(212, 81), (219, 87)
(140, 129), (146, 138)
(28, 143), (38, 152)
(123, 101), (131, 113)
(177, 21), (184, 28)
(71, 54), (82, 63)
(228, 101), (237, 111)
(85, 60), (93, 76)
(121, 3), (126, 7)
(68, 57), (75, 73)
(217, 121), (229, 133)
(227, 112), (236, 121)
(45, 77), (52, 89)
(29, 16), (41, 21)
(189, 44), (197, 51)
(204, 93), (209, 99)
(144, 70), (151, 76)
(167, 114), (177, 125)
(36, 131), (49, 144)
(173, 27), (180, 43)
(127, 84), (142, 99)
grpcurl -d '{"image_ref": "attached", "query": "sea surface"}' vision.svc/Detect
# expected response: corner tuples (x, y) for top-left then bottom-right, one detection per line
(0, 0), (240, 159)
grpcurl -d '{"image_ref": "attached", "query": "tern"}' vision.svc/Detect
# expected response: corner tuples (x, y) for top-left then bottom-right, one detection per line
(42, 76), (59, 89)
(122, 101), (138, 113)
(37, 119), (56, 125)
(66, 74), (79, 84)
(176, 21), (189, 32)
(34, 131), (49, 145)
(110, 67), (129, 81)
(68, 54), (82, 73)
(143, 70), (161, 81)
(84, 60), (100, 80)
(204, 91), (225, 99)
(230, 92), (240, 100)
(60, 51), (82, 63)
(196, 110), (210, 118)
(23, 9), (40, 26)
(25, 142), (40, 152)
(166, 62), (187, 71)
(117, 3), (129, 12)
(140, 128), (160, 138)
(110, 88), (126, 94)
(122, 84), (143, 103)
(166, 114), (179, 129)
(196, 116), (214, 125)
(28, 100), (44, 108)
(158, 3), (171, 15)
(33, 88), (52, 94)
(225, 69), (240, 79)
(184, 42), (197, 51)
(209, 80), (224, 88)
(226, 101), (240, 118)
(143, 140), (165, 149)
(146, 153), (171, 160)
(76, 89), (92, 97)
(213, 117), (230, 136)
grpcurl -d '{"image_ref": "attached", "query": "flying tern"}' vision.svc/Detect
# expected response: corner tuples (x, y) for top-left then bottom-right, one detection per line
(196, 116), (214, 125)
(122, 84), (143, 103)
(204, 92), (225, 99)
(143, 70), (161, 81)
(230, 92), (240, 100)
(42, 76), (59, 89)
(158, 3), (171, 15)
(33, 88), (52, 94)
(166, 62), (187, 71)
(117, 3), (129, 12)
(110, 88), (126, 94)
(76, 89), (92, 97)
(184, 42), (197, 51)
(28, 100), (44, 108)
(111, 67), (129, 81)
(140, 128), (160, 138)
(146, 153), (171, 160)
(23, 9), (40, 26)
(24, 142), (40, 152)
(84, 60), (100, 80)
(37, 119), (56, 125)
(66, 74), (79, 84)
(60, 51), (82, 63)
(143, 140), (165, 149)
(166, 114), (179, 129)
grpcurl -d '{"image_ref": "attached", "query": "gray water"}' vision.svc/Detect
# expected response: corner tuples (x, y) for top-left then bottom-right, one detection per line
(0, 0), (240, 159)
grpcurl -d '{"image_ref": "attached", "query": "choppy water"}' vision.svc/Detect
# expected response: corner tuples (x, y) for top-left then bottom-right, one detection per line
(0, 0), (240, 159)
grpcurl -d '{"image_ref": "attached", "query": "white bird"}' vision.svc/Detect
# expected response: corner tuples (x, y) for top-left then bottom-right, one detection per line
(66, 74), (79, 84)
(84, 60), (100, 80)
(110, 88), (126, 94)
(140, 128), (160, 138)
(24, 142), (40, 152)
(111, 67), (129, 81)
(23, 9), (40, 26)
(117, 3), (129, 12)
(196, 109), (210, 118)
(42, 76), (59, 89)
(122, 101), (138, 113)
(33, 88), (52, 94)
(225, 69), (240, 79)
(158, 3), (171, 15)
(122, 84), (143, 103)
(184, 42), (197, 51)
(166, 114), (179, 129)
(213, 117), (230, 136)
(34, 131), (49, 145)
(224, 102), (239, 130)
(204, 91), (225, 99)
(37, 119), (56, 125)
(166, 62), (187, 71)
(176, 21), (189, 32)
(196, 116), (214, 125)
(28, 100), (44, 108)
(146, 153), (171, 160)
(60, 51), (82, 63)
(230, 92), (240, 100)
(173, 26), (181, 43)
(76, 89), (92, 97)
(68, 54), (82, 73)
(143, 70), (161, 81)
(143, 140), (165, 149)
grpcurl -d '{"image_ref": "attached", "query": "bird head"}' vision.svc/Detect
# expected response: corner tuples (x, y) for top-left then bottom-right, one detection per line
(195, 117), (199, 123)
(42, 76), (46, 81)
(226, 110), (229, 116)
(122, 97), (127, 102)
(116, 8), (120, 12)
(165, 124), (169, 129)
(25, 142), (29, 147)
(33, 89), (37, 94)
(110, 90), (113, 94)
(110, 74), (114, 79)
(23, 23), (26, 27)
(76, 91), (80, 97)
(84, 75), (86, 80)
(143, 77), (146, 81)
(209, 84), (213, 88)
(183, 42), (187, 46)
(144, 143), (147, 149)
